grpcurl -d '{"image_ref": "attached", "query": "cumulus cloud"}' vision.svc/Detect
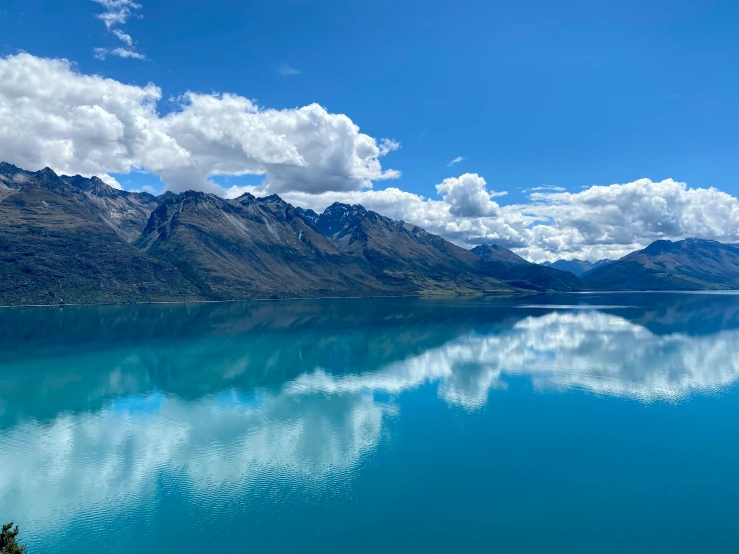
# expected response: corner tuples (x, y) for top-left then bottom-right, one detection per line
(96, 173), (122, 189)
(0, 53), (400, 195)
(266, 177), (739, 262)
(435, 173), (505, 217)
(447, 156), (466, 166)
(511, 178), (739, 261)
(92, 0), (145, 60)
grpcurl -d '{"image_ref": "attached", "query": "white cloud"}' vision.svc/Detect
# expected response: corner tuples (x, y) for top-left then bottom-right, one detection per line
(93, 47), (146, 60)
(267, 177), (739, 262)
(379, 138), (400, 156)
(111, 47), (145, 60)
(511, 178), (739, 261)
(95, 173), (122, 189)
(527, 185), (565, 192)
(447, 156), (466, 166)
(92, 0), (145, 61)
(0, 53), (400, 196)
(277, 63), (301, 76)
(112, 29), (133, 46)
(435, 173), (503, 217)
(93, 0), (142, 28)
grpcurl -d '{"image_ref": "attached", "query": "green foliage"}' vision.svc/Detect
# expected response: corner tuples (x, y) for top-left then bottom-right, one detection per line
(0, 523), (26, 554)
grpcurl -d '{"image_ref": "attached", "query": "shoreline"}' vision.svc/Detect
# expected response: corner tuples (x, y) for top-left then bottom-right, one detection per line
(0, 290), (533, 310)
(3, 288), (739, 309)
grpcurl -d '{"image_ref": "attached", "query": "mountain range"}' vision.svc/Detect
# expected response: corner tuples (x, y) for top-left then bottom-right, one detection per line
(0, 163), (579, 306)
(2, 162), (739, 306)
(541, 258), (613, 277)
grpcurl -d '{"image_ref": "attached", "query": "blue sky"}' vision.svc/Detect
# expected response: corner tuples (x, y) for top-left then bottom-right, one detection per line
(5, 0), (738, 197)
(1, 0), (739, 260)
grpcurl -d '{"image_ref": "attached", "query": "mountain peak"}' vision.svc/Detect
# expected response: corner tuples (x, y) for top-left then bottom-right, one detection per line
(323, 202), (368, 216)
(317, 202), (368, 237)
(233, 192), (256, 204)
(584, 238), (739, 290)
(471, 244), (528, 265)
(35, 167), (59, 178)
(30, 166), (67, 192)
(180, 190), (212, 201)
(158, 191), (178, 202)
(0, 161), (21, 175)
(0, 162), (27, 187)
(258, 194), (287, 204)
(639, 238), (721, 257)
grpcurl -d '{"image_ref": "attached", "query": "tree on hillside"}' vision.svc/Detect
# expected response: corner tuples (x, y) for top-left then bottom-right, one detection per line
(0, 523), (26, 553)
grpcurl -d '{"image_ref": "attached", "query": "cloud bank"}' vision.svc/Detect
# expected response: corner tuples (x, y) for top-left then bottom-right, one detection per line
(2, 52), (739, 260)
(275, 177), (739, 261)
(0, 53), (400, 197)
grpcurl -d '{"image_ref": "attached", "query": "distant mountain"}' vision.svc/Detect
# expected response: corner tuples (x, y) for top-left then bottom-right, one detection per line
(0, 163), (583, 306)
(581, 239), (739, 290)
(471, 244), (582, 291)
(542, 258), (613, 277)
(471, 244), (529, 265)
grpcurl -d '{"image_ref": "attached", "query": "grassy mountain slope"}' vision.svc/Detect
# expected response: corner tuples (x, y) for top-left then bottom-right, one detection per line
(316, 204), (518, 294)
(60, 174), (161, 242)
(582, 239), (739, 290)
(0, 165), (200, 305)
(136, 193), (393, 299)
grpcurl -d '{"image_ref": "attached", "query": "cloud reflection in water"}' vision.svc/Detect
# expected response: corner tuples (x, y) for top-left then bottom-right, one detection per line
(2, 300), (739, 535)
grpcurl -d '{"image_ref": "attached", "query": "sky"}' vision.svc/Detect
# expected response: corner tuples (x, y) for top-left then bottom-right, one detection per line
(1, 0), (738, 261)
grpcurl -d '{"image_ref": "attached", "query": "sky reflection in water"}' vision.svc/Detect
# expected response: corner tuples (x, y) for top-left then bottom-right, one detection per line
(2, 293), (739, 553)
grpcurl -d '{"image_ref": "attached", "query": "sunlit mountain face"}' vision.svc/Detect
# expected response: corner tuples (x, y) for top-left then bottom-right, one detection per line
(2, 293), (739, 552)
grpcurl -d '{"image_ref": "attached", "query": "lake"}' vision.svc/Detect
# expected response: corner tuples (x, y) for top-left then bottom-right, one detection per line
(2, 292), (739, 553)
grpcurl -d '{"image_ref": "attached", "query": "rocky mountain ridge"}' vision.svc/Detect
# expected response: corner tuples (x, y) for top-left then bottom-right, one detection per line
(0, 164), (578, 305)
(3, 163), (738, 305)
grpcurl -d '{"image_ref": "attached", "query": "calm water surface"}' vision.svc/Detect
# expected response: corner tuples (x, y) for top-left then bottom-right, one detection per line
(2, 293), (739, 553)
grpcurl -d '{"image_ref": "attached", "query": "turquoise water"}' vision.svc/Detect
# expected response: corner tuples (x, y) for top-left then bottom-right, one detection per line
(2, 293), (739, 553)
